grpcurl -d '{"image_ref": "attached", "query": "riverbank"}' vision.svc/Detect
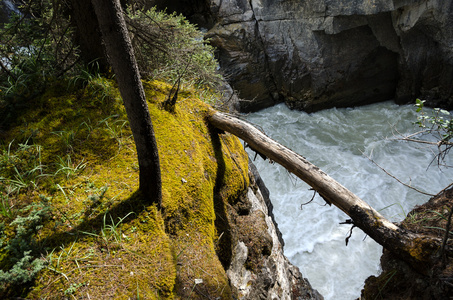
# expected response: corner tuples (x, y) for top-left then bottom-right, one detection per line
(362, 187), (453, 299)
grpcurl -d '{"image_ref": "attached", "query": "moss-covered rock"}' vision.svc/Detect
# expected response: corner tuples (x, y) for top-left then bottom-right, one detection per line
(361, 188), (453, 299)
(0, 79), (249, 299)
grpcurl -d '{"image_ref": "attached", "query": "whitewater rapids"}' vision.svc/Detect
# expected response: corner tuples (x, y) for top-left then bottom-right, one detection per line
(245, 101), (452, 300)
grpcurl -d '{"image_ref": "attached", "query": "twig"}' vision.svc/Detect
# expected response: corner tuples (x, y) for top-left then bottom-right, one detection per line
(391, 127), (453, 146)
(162, 53), (193, 111)
(339, 219), (356, 246)
(391, 125), (453, 168)
(360, 150), (435, 197)
(300, 189), (317, 209)
(438, 183), (453, 195)
(399, 136), (453, 147)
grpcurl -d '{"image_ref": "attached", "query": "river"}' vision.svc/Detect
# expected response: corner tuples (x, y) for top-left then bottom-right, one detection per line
(244, 101), (452, 300)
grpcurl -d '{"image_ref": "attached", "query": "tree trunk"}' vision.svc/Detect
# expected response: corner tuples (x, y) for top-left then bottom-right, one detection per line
(208, 111), (450, 271)
(70, 0), (108, 71)
(91, 0), (162, 207)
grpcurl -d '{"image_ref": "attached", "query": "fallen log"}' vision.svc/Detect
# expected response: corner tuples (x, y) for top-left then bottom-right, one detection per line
(208, 110), (451, 272)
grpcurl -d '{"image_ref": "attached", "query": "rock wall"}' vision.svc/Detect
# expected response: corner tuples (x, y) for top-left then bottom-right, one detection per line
(226, 165), (323, 299)
(200, 0), (453, 112)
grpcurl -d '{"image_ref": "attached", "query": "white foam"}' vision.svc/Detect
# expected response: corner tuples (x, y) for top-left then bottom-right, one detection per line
(245, 101), (452, 300)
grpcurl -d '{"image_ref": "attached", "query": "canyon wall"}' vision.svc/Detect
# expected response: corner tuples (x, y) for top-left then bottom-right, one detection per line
(227, 164), (323, 299)
(207, 0), (453, 112)
(164, 0), (453, 112)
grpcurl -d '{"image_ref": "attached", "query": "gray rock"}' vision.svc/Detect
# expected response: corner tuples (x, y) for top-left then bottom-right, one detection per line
(204, 0), (453, 112)
(226, 170), (323, 299)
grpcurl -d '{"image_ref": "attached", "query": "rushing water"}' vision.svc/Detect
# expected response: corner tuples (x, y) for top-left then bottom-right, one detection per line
(244, 101), (452, 300)
(2, 0), (22, 17)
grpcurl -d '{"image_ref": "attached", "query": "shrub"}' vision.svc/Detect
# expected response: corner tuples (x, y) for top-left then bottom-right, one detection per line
(126, 7), (222, 90)
(0, 1), (79, 127)
(0, 201), (50, 291)
(414, 98), (453, 165)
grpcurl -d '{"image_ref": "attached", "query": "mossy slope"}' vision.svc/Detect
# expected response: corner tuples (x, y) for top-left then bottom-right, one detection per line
(0, 79), (249, 299)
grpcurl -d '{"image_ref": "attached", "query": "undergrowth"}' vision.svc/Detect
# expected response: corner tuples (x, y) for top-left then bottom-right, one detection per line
(0, 200), (50, 289)
(0, 5), (244, 298)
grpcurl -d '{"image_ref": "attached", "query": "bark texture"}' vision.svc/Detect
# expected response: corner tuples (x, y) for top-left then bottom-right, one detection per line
(208, 110), (451, 268)
(70, 0), (108, 70)
(91, 0), (162, 206)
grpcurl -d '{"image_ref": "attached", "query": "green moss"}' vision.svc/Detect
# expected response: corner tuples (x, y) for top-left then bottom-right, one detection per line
(0, 79), (249, 299)
(147, 80), (248, 299)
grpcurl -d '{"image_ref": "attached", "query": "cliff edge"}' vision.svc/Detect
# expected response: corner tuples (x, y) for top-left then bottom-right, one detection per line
(0, 79), (321, 299)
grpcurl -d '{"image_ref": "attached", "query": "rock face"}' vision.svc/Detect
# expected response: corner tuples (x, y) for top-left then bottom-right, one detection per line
(226, 166), (323, 299)
(187, 0), (453, 112)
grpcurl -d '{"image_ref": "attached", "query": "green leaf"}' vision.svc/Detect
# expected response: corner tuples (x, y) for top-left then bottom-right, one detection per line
(415, 99), (425, 107)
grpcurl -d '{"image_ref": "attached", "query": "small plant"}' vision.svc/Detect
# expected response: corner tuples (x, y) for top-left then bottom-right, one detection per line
(68, 60), (103, 89)
(81, 211), (134, 253)
(415, 99), (453, 139)
(98, 115), (130, 147)
(45, 238), (95, 281)
(86, 77), (118, 108)
(64, 282), (85, 295)
(402, 99), (453, 168)
(374, 270), (398, 299)
(100, 212), (134, 244)
(0, 176), (28, 195)
(54, 154), (86, 179)
(0, 194), (14, 219)
(0, 141), (47, 194)
(78, 118), (95, 139)
(83, 183), (108, 217)
(0, 250), (47, 287)
(52, 130), (76, 153)
(0, 201), (51, 290)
